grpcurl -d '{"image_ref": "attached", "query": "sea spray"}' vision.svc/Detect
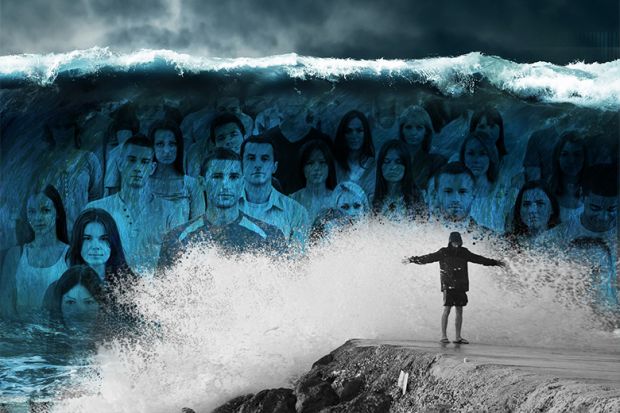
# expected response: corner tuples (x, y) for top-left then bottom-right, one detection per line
(51, 221), (618, 412)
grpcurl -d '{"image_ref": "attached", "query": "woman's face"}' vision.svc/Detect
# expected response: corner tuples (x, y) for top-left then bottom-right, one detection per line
(61, 283), (100, 329)
(153, 129), (178, 165)
(381, 149), (406, 183)
(401, 118), (426, 147)
(27, 193), (56, 237)
(81, 222), (111, 269)
(304, 149), (329, 186)
(463, 139), (490, 178)
(337, 192), (365, 219)
(559, 141), (585, 177)
(520, 188), (552, 233)
(344, 117), (365, 152)
(474, 116), (500, 145)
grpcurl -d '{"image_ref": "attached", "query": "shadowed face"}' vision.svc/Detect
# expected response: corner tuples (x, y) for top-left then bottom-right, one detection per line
(214, 122), (244, 154)
(81, 222), (111, 270)
(436, 173), (475, 221)
(474, 116), (500, 145)
(243, 142), (277, 186)
(582, 194), (617, 233)
(401, 118), (426, 147)
(558, 141), (584, 177)
(344, 117), (364, 152)
(205, 159), (244, 209)
(463, 139), (490, 178)
(304, 149), (329, 186)
(520, 188), (552, 233)
(61, 284), (100, 329)
(381, 149), (405, 183)
(336, 192), (365, 220)
(153, 129), (177, 165)
(119, 144), (155, 188)
(27, 193), (56, 237)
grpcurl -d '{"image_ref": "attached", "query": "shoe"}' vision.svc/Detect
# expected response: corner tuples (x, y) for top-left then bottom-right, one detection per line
(453, 338), (469, 344)
(439, 338), (450, 344)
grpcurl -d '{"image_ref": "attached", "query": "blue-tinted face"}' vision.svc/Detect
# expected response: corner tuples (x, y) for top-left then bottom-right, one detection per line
(558, 141), (584, 177)
(214, 123), (244, 154)
(344, 117), (364, 152)
(520, 188), (552, 232)
(336, 192), (365, 220)
(582, 194), (618, 232)
(437, 174), (475, 221)
(81, 222), (111, 269)
(401, 118), (426, 147)
(474, 116), (500, 145)
(463, 139), (490, 178)
(205, 159), (244, 209)
(119, 144), (155, 188)
(27, 193), (56, 237)
(242, 142), (277, 186)
(153, 130), (177, 165)
(61, 284), (100, 330)
(304, 149), (329, 185)
(381, 149), (405, 183)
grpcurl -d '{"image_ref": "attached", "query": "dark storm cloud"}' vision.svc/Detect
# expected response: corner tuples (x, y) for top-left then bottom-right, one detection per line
(1, 0), (618, 63)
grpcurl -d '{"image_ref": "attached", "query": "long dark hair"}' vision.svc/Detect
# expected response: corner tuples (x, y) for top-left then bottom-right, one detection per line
(17, 185), (69, 245)
(68, 208), (133, 285)
(459, 132), (500, 183)
(511, 181), (560, 237)
(549, 131), (587, 198)
(372, 140), (423, 217)
(44, 265), (106, 325)
(298, 139), (337, 190)
(469, 107), (506, 158)
(334, 110), (375, 172)
(149, 119), (185, 175)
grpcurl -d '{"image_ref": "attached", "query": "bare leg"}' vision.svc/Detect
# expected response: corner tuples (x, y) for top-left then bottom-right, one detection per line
(441, 306), (451, 340)
(455, 306), (463, 340)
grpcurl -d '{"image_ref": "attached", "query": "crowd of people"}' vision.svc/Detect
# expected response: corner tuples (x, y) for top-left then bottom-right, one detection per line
(0, 93), (618, 331)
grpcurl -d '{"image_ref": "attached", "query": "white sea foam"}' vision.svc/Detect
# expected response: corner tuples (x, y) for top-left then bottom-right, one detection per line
(0, 48), (619, 110)
(50, 221), (619, 413)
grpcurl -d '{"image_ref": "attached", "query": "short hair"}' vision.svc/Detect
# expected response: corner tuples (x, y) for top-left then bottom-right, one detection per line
(398, 105), (434, 153)
(470, 107), (506, 158)
(200, 148), (242, 176)
(148, 119), (185, 174)
(240, 135), (277, 162)
(209, 113), (246, 144)
(511, 180), (560, 236)
(333, 181), (370, 212)
(44, 265), (106, 326)
(583, 164), (618, 197)
(123, 134), (154, 151)
(433, 162), (475, 190)
(459, 132), (500, 182)
(17, 184), (69, 245)
(298, 139), (337, 190)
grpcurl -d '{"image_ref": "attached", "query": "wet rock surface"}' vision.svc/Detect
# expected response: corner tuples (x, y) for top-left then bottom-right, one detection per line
(211, 340), (620, 413)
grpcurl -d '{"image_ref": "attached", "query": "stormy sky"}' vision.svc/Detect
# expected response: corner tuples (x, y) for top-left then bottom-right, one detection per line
(1, 0), (618, 63)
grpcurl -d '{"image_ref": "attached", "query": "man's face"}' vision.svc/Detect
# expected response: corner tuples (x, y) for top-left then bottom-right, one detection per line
(520, 188), (552, 232)
(205, 159), (244, 209)
(436, 173), (475, 221)
(119, 144), (155, 188)
(243, 143), (277, 186)
(214, 123), (244, 154)
(582, 194), (618, 233)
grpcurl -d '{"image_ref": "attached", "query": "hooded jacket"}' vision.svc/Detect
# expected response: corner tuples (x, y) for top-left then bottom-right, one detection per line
(408, 232), (502, 292)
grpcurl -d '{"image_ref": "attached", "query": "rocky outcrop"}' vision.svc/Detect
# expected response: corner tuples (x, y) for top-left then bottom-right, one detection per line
(211, 340), (620, 413)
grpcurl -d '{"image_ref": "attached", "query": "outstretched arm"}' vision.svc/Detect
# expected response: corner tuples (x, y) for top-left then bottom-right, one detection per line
(463, 248), (505, 267)
(403, 249), (444, 265)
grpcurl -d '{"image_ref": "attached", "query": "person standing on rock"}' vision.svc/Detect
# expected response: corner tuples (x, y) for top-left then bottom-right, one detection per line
(402, 231), (505, 344)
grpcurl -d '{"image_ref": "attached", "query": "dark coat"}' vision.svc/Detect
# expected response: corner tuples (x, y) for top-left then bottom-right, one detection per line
(408, 246), (501, 292)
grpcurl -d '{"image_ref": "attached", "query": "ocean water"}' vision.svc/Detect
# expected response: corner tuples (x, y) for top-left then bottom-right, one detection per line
(0, 50), (618, 412)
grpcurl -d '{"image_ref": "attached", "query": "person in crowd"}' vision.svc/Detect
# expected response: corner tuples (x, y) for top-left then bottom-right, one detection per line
(309, 208), (353, 245)
(402, 231), (505, 344)
(458, 132), (506, 231)
(158, 149), (284, 271)
(37, 115), (103, 231)
(522, 114), (574, 182)
(103, 104), (141, 196)
(507, 181), (561, 248)
(262, 91), (332, 195)
(291, 140), (337, 222)
(148, 119), (205, 228)
(371, 94), (399, 150)
(238, 137), (310, 250)
(548, 131), (587, 223)
(333, 110), (376, 199)
(215, 96), (254, 138)
(469, 107), (507, 161)
(430, 162), (481, 232)
(42, 265), (106, 331)
(0, 185), (70, 318)
(568, 237), (618, 311)
(372, 140), (425, 221)
(85, 135), (174, 274)
(67, 208), (135, 286)
(210, 113), (246, 154)
(332, 181), (370, 222)
(398, 105), (447, 191)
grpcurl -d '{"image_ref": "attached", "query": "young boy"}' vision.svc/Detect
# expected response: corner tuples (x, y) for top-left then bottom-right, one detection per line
(402, 232), (505, 344)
